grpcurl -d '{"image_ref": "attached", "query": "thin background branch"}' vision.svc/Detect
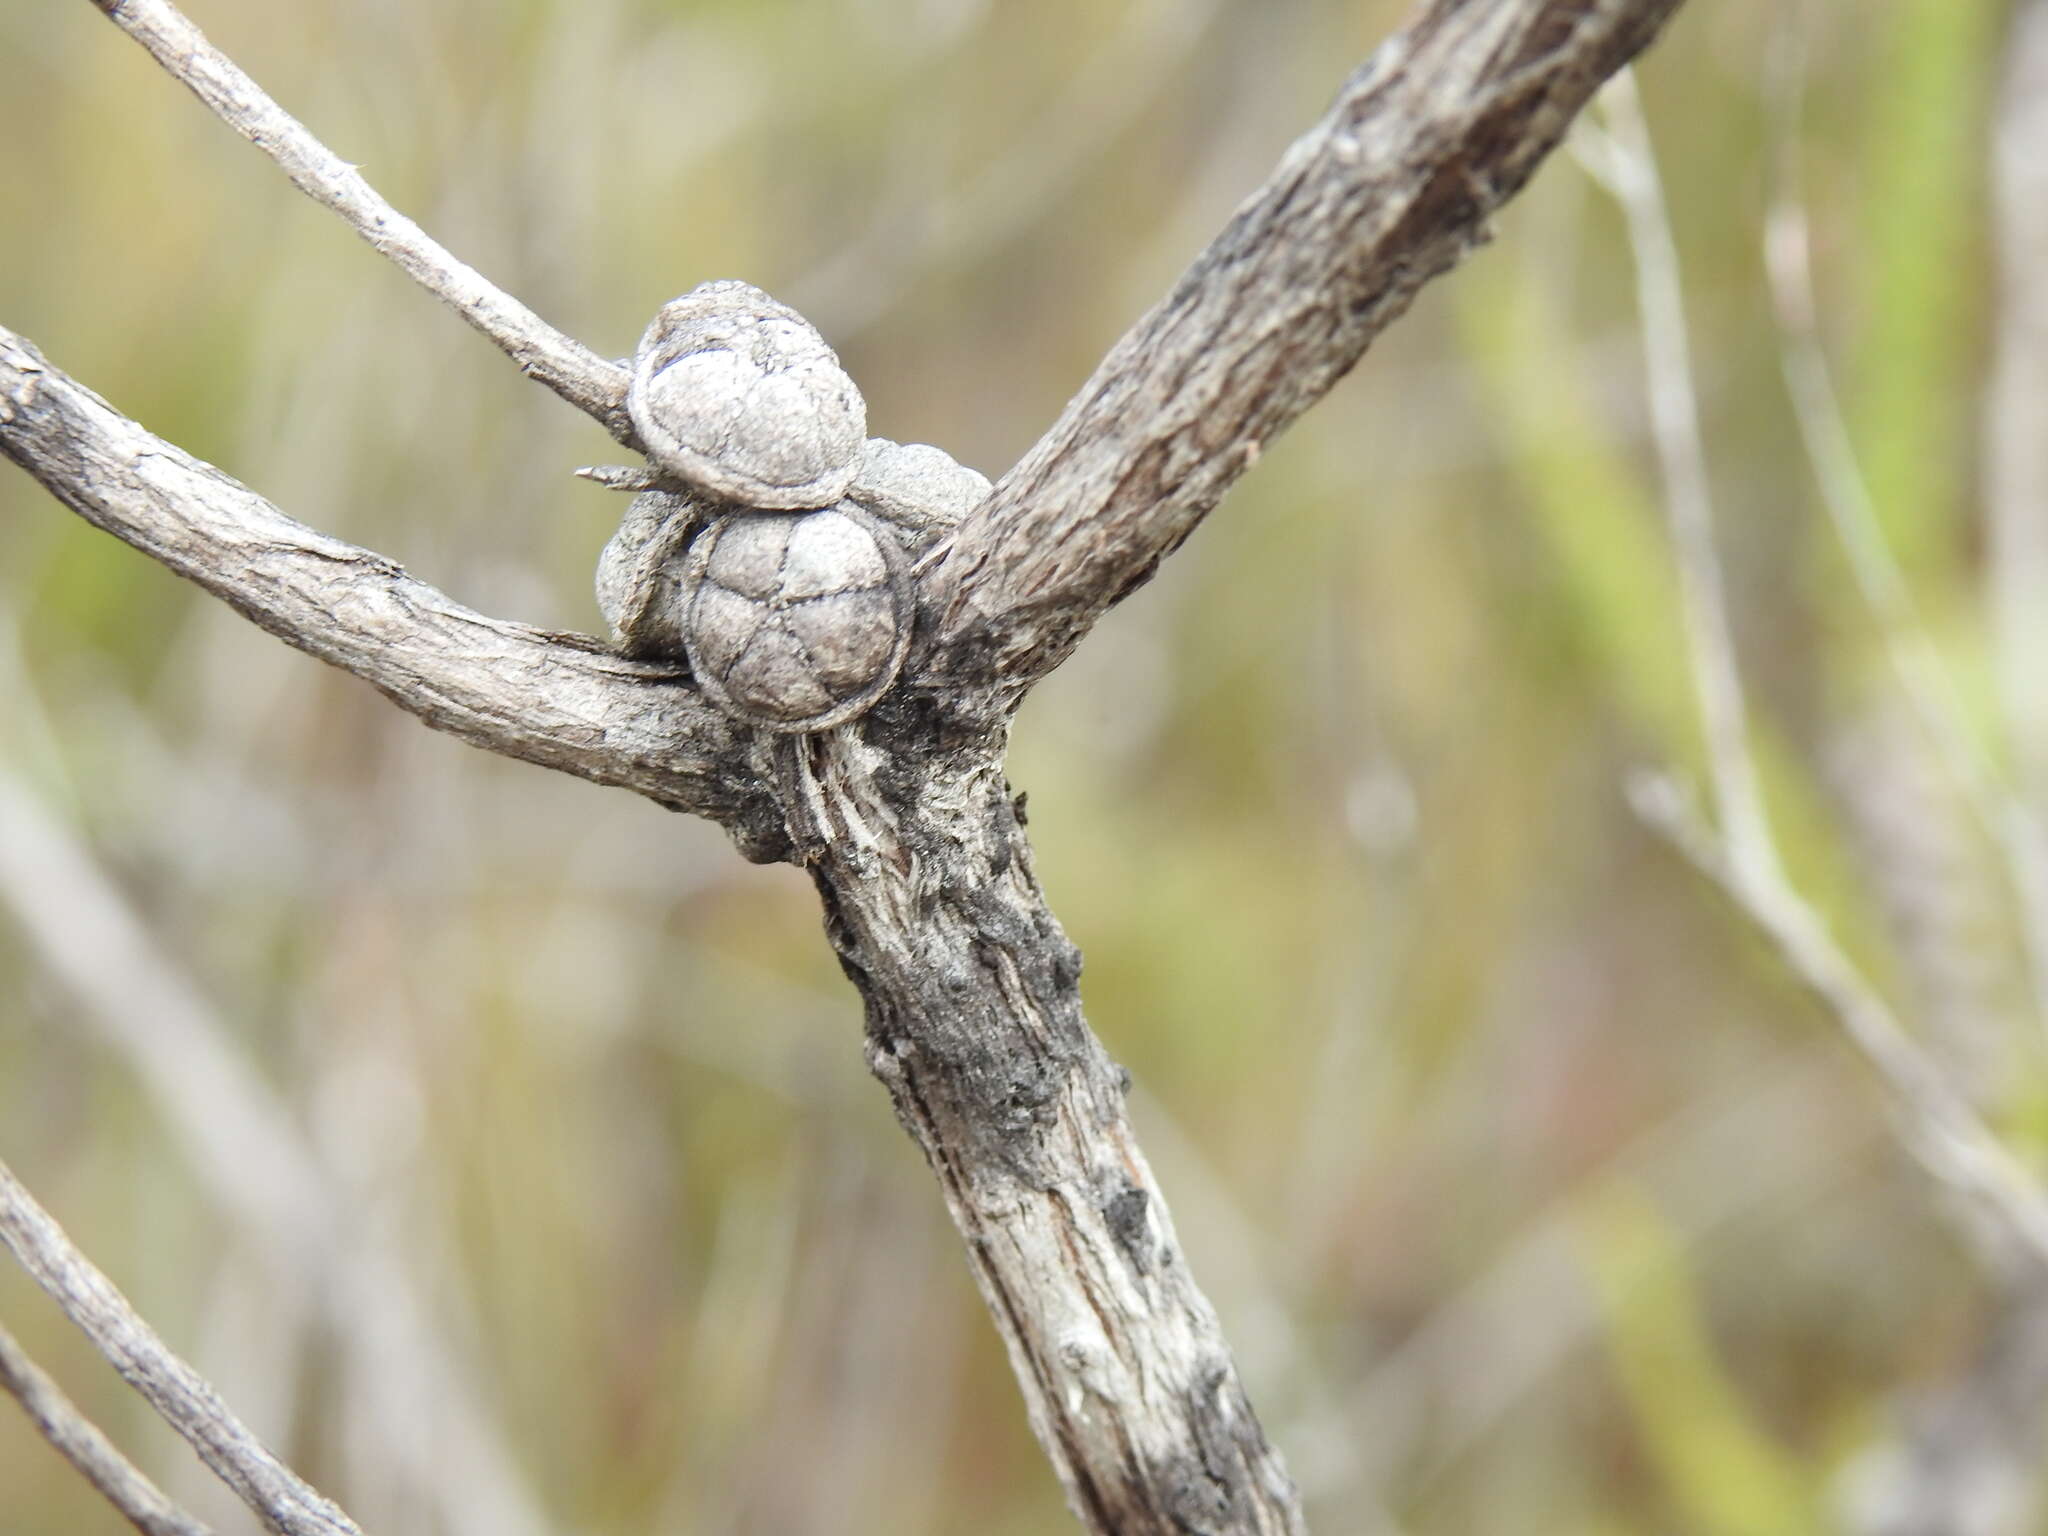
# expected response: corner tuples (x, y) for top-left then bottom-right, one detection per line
(1988, 0), (2048, 994)
(0, 762), (552, 1536)
(89, 0), (634, 439)
(0, 1159), (365, 1536)
(1579, 72), (2048, 1268)
(1571, 72), (1775, 889)
(1762, 36), (2048, 1038)
(0, 1322), (218, 1536)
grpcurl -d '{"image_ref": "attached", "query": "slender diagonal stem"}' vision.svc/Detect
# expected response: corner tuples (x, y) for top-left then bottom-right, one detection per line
(1763, 92), (2048, 1044)
(0, 1322), (219, 1536)
(1584, 73), (2048, 1274)
(89, 0), (635, 440)
(1630, 776), (2048, 1266)
(0, 1160), (365, 1536)
(0, 328), (782, 856)
(1578, 71), (1778, 889)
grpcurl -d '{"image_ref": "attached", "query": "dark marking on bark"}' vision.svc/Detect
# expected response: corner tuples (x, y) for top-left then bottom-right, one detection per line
(1094, 1360), (1297, 1536)
(1104, 1183), (1153, 1276)
(723, 797), (796, 864)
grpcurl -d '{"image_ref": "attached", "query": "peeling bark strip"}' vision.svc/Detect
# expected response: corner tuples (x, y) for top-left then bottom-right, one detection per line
(933, 0), (1688, 693)
(3, 2), (1692, 1533)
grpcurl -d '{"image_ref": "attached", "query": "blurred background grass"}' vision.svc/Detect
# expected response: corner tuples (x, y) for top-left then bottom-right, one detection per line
(1, 0), (2039, 1531)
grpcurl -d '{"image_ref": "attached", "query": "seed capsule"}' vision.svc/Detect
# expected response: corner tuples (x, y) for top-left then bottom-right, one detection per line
(627, 280), (866, 510)
(594, 489), (701, 657)
(679, 504), (911, 732)
(849, 437), (993, 535)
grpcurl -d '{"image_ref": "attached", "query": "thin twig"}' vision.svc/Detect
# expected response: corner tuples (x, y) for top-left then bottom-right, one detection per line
(1761, 50), (2048, 1041)
(1575, 72), (1777, 890)
(1990, 0), (2048, 806)
(88, 0), (634, 441)
(1985, 0), (2048, 1034)
(0, 766), (553, 1536)
(1582, 71), (2048, 1272)
(0, 1159), (365, 1536)
(0, 1321), (219, 1536)
(1629, 774), (2048, 1266)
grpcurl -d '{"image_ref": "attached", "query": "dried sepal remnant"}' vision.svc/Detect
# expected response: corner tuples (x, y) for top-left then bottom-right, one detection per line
(851, 436), (994, 537)
(594, 488), (704, 658)
(680, 505), (912, 733)
(628, 280), (868, 510)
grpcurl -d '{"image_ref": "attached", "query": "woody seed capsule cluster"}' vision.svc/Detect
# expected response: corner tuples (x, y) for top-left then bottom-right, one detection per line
(597, 282), (990, 734)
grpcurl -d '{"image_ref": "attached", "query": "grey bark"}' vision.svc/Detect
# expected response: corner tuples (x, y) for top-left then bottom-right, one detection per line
(0, 1321), (218, 1536)
(932, 0), (1685, 693)
(0, 334), (788, 860)
(4, 1), (1690, 1531)
(0, 1161), (361, 1536)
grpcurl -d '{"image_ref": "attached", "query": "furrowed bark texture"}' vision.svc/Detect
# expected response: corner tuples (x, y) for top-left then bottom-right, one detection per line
(764, 720), (1301, 1533)
(0, 329), (788, 861)
(933, 0), (1688, 692)
(758, 6), (1685, 1523)
(5, 0), (1693, 1531)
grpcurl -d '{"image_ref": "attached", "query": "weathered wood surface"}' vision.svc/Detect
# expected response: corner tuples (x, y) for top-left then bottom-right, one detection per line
(4, 1), (1689, 1530)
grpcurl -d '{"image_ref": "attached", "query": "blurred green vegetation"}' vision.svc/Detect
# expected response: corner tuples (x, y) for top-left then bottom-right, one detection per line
(1582, 1185), (1825, 1536)
(2, 0), (2041, 1532)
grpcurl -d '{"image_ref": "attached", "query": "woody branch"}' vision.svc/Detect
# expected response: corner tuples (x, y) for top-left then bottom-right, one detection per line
(2, 1), (1689, 1532)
